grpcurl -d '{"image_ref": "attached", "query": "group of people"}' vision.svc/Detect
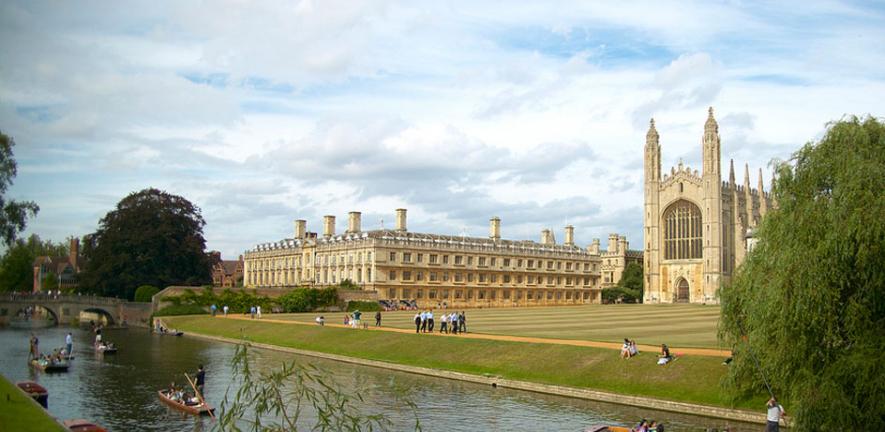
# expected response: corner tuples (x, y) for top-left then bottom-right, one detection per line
(249, 305), (262, 319)
(413, 310), (467, 334)
(620, 338), (673, 365)
(28, 332), (71, 365)
(165, 364), (207, 406)
(631, 418), (665, 432)
(209, 304), (230, 317)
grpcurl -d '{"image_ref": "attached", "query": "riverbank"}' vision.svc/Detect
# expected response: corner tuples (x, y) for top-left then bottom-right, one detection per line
(0, 374), (66, 432)
(165, 315), (768, 424)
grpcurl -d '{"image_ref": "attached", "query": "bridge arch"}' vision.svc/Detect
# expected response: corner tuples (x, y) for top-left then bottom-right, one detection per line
(81, 307), (116, 326)
(10, 304), (60, 326)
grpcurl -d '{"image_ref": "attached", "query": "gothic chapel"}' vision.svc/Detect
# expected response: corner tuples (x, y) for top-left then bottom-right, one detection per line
(643, 108), (772, 304)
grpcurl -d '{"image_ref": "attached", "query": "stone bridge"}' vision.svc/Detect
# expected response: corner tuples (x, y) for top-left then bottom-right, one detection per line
(0, 293), (153, 327)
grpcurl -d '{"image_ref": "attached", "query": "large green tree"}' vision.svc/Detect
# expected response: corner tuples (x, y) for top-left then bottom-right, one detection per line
(79, 188), (212, 300)
(0, 234), (69, 292)
(719, 116), (884, 430)
(0, 131), (39, 246)
(602, 262), (643, 303)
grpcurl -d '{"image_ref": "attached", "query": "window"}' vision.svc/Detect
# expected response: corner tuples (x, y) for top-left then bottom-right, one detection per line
(455, 273), (463, 282)
(528, 259), (534, 269)
(442, 272), (449, 281)
(517, 275), (523, 284)
(556, 261), (562, 270)
(389, 270), (396, 280)
(490, 257), (496, 266)
(478, 257), (486, 266)
(417, 253), (423, 262)
(430, 254), (438, 264)
(455, 255), (463, 265)
(403, 252), (411, 263)
(547, 261), (554, 269)
(467, 273), (474, 282)
(389, 252), (396, 262)
(416, 271), (424, 281)
(443, 255), (449, 264)
(517, 259), (523, 268)
(566, 262), (572, 270)
(664, 200), (703, 260)
(491, 274), (497, 282)
(430, 272), (438, 281)
(584, 263), (589, 271)
(367, 268), (372, 282)
(467, 256), (474, 265)
(503, 258), (510, 267)
(503, 290), (510, 299)
(547, 276), (554, 284)
(479, 274), (486, 282)
(503, 275), (511, 283)
(403, 271), (412, 280)
(583, 277), (590, 285)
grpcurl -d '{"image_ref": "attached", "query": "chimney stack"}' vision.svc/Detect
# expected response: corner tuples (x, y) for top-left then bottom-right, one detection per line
(395, 208), (407, 231)
(588, 238), (601, 254)
(564, 225), (575, 246)
(294, 219), (307, 239)
(348, 211), (362, 233)
(489, 217), (501, 240)
(618, 235), (628, 253)
(608, 233), (618, 253)
(541, 229), (556, 245)
(70, 237), (80, 271)
(323, 215), (336, 238)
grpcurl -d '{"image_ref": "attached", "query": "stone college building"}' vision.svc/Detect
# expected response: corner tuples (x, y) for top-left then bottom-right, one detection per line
(643, 108), (772, 304)
(243, 209), (639, 308)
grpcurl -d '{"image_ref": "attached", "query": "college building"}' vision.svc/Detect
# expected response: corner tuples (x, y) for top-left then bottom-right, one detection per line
(643, 108), (772, 303)
(243, 209), (640, 308)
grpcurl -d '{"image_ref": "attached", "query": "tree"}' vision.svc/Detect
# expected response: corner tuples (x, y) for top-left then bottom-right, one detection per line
(0, 234), (69, 293)
(719, 116), (885, 430)
(134, 285), (160, 303)
(79, 188), (212, 300)
(0, 131), (39, 246)
(602, 262), (643, 303)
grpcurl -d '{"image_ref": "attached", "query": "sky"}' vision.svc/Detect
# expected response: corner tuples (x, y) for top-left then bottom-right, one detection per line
(1, 1), (883, 258)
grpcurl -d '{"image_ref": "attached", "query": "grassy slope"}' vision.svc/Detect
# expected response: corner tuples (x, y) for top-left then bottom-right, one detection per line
(273, 304), (724, 348)
(166, 315), (762, 410)
(0, 374), (66, 432)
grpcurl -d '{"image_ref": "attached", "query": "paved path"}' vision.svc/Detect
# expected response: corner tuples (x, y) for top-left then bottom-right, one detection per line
(218, 314), (731, 358)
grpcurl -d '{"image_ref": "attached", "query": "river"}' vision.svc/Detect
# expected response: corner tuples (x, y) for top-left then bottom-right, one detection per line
(0, 327), (756, 431)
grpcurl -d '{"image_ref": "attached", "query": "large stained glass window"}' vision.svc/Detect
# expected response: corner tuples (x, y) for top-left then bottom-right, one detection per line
(663, 200), (703, 260)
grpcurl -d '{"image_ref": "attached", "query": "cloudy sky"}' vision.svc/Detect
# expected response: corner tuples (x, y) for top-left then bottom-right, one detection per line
(1, 1), (883, 257)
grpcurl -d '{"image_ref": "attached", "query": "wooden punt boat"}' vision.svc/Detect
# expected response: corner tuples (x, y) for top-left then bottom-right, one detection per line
(16, 381), (48, 408)
(585, 426), (631, 432)
(157, 389), (215, 416)
(94, 343), (117, 354)
(63, 419), (108, 432)
(155, 330), (184, 336)
(29, 359), (70, 373)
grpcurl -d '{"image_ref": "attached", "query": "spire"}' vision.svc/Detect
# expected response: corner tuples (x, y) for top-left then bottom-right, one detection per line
(743, 163), (751, 188)
(728, 159), (736, 185)
(757, 168), (765, 193)
(704, 106), (718, 132)
(646, 118), (659, 142)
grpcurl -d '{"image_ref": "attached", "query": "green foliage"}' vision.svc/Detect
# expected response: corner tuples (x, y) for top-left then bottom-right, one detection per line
(42, 272), (59, 292)
(0, 131), (39, 247)
(213, 343), (416, 432)
(602, 263), (643, 303)
(79, 188), (212, 300)
(134, 285), (160, 302)
(719, 116), (885, 430)
(171, 287), (274, 313)
(0, 234), (70, 293)
(336, 279), (359, 290)
(346, 300), (381, 312)
(153, 304), (207, 316)
(276, 287), (339, 313)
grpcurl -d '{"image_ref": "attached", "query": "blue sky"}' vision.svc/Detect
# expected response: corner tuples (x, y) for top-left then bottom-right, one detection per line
(1, 1), (883, 257)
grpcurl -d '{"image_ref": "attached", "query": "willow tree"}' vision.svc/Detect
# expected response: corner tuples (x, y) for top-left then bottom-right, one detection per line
(719, 116), (884, 430)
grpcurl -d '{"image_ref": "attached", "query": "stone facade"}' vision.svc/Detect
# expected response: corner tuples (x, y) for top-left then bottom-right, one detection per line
(210, 253), (244, 287)
(244, 210), (638, 308)
(594, 234), (643, 289)
(32, 238), (81, 293)
(643, 108), (771, 304)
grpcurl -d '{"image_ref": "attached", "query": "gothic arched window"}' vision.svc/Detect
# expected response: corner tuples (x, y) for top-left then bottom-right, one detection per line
(663, 200), (703, 260)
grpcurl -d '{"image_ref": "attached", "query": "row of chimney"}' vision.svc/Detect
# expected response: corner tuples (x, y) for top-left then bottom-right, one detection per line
(293, 209), (621, 251)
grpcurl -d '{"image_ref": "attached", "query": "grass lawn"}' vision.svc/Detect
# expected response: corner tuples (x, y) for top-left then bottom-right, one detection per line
(271, 304), (725, 349)
(0, 374), (65, 432)
(166, 315), (763, 411)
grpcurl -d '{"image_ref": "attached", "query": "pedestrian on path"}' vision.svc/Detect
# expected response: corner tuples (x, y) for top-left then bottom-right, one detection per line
(765, 398), (785, 432)
(427, 310), (435, 332)
(223, 305), (229, 316)
(440, 313), (448, 333)
(420, 310), (428, 333)
(414, 312), (421, 333)
(257, 306), (262, 319)
(375, 311), (382, 327)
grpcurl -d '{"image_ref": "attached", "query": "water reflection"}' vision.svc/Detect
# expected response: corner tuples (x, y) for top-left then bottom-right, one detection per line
(0, 327), (757, 431)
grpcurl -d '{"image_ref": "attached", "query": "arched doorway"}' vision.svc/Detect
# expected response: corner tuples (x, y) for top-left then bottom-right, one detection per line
(676, 278), (690, 303)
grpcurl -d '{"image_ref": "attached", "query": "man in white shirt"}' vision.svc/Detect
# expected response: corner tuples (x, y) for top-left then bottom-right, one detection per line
(427, 310), (434, 332)
(439, 313), (448, 334)
(766, 397), (785, 432)
(65, 333), (73, 357)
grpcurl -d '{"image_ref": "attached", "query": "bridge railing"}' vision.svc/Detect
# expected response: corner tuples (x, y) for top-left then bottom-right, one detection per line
(0, 293), (127, 305)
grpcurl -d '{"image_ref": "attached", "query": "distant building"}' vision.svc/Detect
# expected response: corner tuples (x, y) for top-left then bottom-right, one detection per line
(643, 108), (772, 304)
(594, 234), (643, 289)
(210, 252), (244, 288)
(33, 238), (81, 292)
(243, 209), (637, 308)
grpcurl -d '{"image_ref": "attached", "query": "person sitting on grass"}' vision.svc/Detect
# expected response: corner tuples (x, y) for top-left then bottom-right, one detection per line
(315, 316), (325, 326)
(632, 419), (648, 432)
(648, 420), (664, 431)
(629, 339), (639, 357)
(621, 338), (631, 358)
(657, 344), (672, 365)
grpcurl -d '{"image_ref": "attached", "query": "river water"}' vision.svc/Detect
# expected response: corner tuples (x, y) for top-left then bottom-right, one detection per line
(0, 327), (756, 431)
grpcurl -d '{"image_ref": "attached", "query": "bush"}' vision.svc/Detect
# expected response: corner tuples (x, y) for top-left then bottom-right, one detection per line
(602, 286), (641, 303)
(134, 285), (160, 302)
(277, 287), (339, 313)
(346, 300), (381, 312)
(153, 304), (207, 316)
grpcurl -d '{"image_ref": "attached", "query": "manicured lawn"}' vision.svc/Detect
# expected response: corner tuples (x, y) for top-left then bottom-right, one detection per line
(271, 304), (725, 349)
(166, 315), (762, 411)
(0, 374), (65, 432)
